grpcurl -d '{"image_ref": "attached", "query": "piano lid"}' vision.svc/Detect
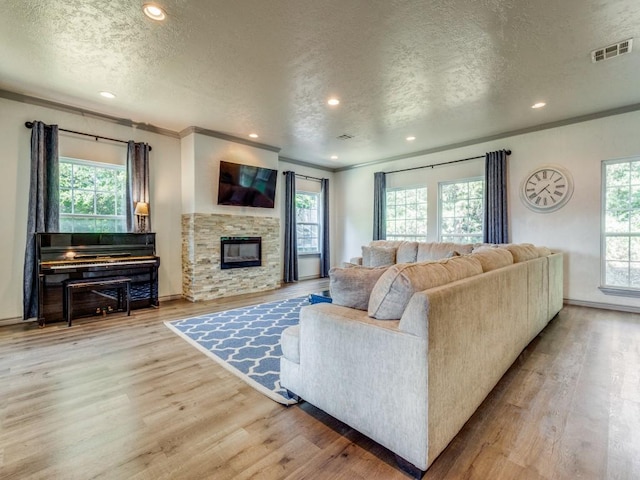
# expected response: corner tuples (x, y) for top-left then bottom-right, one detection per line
(37, 233), (157, 262)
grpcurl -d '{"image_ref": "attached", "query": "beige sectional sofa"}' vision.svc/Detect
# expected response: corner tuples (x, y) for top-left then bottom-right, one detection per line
(280, 241), (563, 476)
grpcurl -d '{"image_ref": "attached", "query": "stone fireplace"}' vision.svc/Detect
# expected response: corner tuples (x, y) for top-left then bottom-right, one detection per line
(182, 213), (280, 302)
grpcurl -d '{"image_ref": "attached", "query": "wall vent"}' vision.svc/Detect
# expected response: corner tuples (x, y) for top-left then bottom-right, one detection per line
(337, 133), (354, 140)
(592, 38), (633, 63)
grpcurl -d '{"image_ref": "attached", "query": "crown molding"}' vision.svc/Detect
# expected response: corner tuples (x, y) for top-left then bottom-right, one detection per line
(335, 102), (640, 172)
(0, 89), (180, 138)
(278, 155), (336, 173)
(180, 126), (281, 153)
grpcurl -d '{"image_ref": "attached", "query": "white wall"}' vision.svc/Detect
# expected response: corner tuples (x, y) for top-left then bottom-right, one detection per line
(182, 132), (280, 216)
(278, 160), (335, 280)
(0, 96), (183, 321)
(335, 110), (640, 310)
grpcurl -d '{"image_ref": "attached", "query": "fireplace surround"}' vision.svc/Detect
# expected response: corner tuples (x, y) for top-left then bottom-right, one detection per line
(182, 213), (280, 302)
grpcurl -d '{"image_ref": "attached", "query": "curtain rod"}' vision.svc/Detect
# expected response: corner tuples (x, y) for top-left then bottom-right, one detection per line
(283, 171), (324, 182)
(384, 149), (511, 175)
(24, 121), (152, 151)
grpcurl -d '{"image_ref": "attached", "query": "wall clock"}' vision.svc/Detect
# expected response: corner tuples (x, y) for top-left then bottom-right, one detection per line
(520, 165), (574, 213)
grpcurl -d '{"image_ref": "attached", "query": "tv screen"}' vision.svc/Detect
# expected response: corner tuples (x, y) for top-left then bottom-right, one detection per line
(217, 161), (278, 208)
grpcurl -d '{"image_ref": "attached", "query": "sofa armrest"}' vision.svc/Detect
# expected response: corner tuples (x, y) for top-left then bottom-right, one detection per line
(349, 256), (363, 265)
(296, 303), (429, 470)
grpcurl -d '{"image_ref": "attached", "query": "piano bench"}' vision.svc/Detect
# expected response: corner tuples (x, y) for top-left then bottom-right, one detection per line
(63, 277), (131, 327)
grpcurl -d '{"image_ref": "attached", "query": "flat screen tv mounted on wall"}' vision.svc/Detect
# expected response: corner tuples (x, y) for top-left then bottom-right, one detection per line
(217, 161), (278, 208)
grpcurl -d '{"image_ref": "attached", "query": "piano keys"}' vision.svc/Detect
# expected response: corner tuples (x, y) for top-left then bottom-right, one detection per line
(36, 233), (160, 326)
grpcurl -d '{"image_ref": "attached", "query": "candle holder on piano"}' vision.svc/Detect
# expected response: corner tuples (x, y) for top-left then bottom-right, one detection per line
(134, 202), (149, 233)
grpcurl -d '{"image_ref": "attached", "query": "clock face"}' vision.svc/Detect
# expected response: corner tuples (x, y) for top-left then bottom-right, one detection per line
(520, 166), (574, 213)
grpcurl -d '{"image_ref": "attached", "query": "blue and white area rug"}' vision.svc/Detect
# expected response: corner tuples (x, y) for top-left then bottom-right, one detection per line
(165, 296), (308, 405)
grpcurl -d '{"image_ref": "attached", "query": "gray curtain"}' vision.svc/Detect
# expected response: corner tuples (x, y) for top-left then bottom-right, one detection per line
(320, 178), (330, 278)
(126, 141), (151, 233)
(373, 172), (386, 240)
(283, 171), (298, 283)
(484, 149), (509, 244)
(23, 121), (59, 320)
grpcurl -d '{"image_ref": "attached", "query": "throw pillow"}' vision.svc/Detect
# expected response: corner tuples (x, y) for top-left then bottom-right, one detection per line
(329, 265), (389, 311)
(416, 242), (474, 262)
(368, 256), (483, 320)
(362, 245), (397, 267)
(396, 241), (419, 263)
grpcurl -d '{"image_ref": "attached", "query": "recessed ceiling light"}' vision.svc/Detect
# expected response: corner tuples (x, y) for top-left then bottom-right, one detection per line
(99, 91), (116, 99)
(330, 155), (338, 160)
(143, 3), (166, 21)
(249, 133), (259, 139)
(327, 98), (340, 106)
(406, 136), (416, 141)
(531, 102), (546, 109)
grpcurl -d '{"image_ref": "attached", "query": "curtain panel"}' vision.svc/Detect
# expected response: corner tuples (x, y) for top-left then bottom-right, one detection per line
(484, 149), (509, 244)
(283, 171), (298, 283)
(320, 178), (330, 278)
(373, 172), (386, 240)
(126, 141), (151, 233)
(23, 121), (59, 320)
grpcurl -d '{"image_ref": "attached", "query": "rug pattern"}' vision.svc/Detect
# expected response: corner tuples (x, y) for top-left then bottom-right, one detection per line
(165, 296), (308, 404)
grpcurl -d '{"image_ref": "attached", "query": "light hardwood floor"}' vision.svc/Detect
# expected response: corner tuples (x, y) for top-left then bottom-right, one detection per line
(1, 280), (639, 479)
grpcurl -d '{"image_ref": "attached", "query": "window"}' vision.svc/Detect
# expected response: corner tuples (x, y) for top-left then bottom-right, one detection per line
(296, 191), (320, 254)
(602, 157), (640, 291)
(439, 177), (484, 243)
(59, 157), (127, 233)
(386, 187), (428, 241)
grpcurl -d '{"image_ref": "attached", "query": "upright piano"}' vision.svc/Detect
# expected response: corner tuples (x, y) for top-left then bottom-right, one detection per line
(37, 233), (160, 326)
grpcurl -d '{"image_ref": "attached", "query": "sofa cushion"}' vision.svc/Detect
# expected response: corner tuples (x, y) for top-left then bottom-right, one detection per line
(416, 242), (474, 262)
(368, 256), (483, 320)
(330, 265), (389, 310)
(281, 325), (300, 364)
(362, 245), (397, 267)
(537, 246), (552, 257)
(501, 243), (540, 263)
(472, 248), (514, 272)
(396, 241), (419, 263)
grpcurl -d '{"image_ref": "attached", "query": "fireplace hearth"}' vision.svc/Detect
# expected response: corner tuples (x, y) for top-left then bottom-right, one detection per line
(221, 236), (262, 269)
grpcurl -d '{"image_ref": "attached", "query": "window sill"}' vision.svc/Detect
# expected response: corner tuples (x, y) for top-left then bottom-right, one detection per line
(598, 286), (640, 298)
(298, 252), (320, 258)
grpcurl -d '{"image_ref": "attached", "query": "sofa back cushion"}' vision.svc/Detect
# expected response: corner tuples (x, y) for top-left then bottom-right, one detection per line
(416, 242), (474, 262)
(330, 265), (389, 310)
(368, 256), (483, 319)
(362, 245), (397, 267)
(471, 248), (514, 272)
(501, 243), (540, 263)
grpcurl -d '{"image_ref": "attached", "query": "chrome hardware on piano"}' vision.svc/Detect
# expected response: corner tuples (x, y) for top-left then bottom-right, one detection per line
(37, 233), (160, 325)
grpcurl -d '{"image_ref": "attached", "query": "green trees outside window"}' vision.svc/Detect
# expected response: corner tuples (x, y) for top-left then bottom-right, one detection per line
(59, 158), (127, 233)
(602, 158), (640, 289)
(386, 187), (428, 241)
(295, 191), (320, 254)
(439, 178), (484, 243)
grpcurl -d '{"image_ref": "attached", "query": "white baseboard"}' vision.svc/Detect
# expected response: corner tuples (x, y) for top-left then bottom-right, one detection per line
(563, 298), (640, 314)
(159, 294), (184, 302)
(0, 316), (34, 327)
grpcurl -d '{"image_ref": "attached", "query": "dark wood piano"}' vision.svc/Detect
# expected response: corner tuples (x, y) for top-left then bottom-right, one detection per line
(37, 233), (160, 326)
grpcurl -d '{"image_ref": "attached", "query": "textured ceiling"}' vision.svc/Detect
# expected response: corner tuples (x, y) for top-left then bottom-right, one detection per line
(1, 0), (640, 168)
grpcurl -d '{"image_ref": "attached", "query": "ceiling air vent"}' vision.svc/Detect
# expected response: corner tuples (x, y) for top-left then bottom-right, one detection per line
(591, 38), (633, 63)
(337, 133), (354, 140)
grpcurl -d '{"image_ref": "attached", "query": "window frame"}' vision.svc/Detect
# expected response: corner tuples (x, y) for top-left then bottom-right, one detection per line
(59, 156), (127, 233)
(295, 190), (321, 256)
(600, 156), (640, 297)
(385, 185), (428, 242)
(437, 176), (485, 243)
